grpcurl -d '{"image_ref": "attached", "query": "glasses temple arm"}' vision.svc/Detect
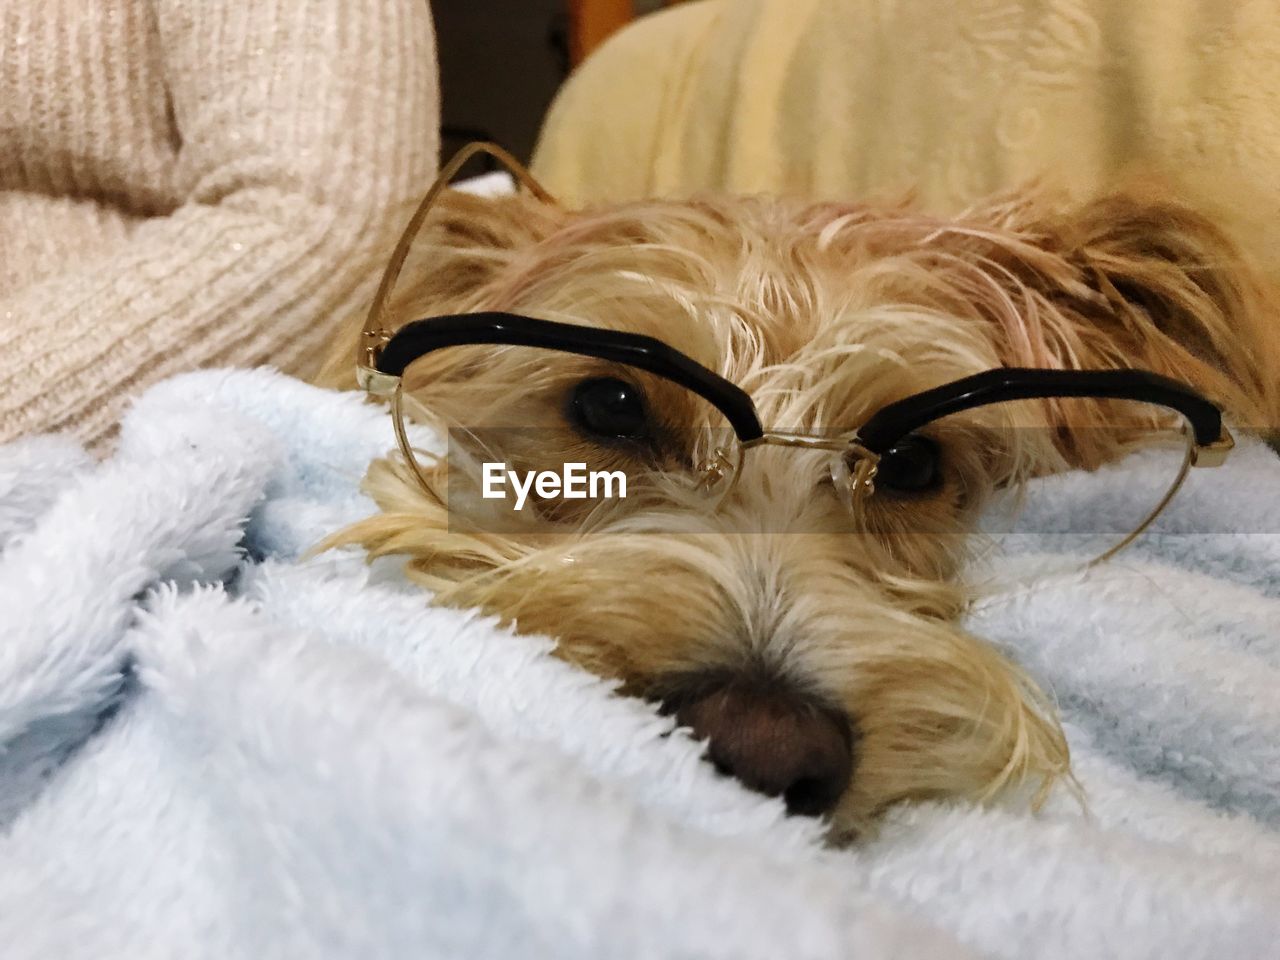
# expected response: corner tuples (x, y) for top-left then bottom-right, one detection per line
(359, 142), (558, 371)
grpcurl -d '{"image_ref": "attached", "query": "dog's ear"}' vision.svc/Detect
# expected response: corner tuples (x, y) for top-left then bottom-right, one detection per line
(989, 189), (1280, 430)
(315, 189), (564, 388)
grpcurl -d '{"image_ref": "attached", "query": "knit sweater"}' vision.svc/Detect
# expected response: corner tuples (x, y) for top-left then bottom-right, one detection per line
(0, 0), (439, 453)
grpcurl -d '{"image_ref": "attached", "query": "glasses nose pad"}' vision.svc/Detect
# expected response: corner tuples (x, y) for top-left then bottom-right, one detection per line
(830, 447), (879, 509)
(695, 444), (743, 507)
(696, 447), (733, 490)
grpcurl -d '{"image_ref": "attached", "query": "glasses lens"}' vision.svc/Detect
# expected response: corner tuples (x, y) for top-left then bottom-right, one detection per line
(949, 395), (1194, 559)
(393, 341), (738, 531)
(847, 395), (1194, 559)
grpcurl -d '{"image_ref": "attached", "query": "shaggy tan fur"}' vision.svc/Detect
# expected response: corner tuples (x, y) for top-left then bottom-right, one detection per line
(316, 183), (1279, 839)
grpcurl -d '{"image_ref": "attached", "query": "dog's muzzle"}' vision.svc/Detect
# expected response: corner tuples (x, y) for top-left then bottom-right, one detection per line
(660, 675), (856, 817)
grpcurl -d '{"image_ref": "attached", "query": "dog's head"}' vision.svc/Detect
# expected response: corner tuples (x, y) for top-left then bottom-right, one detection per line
(321, 183), (1277, 838)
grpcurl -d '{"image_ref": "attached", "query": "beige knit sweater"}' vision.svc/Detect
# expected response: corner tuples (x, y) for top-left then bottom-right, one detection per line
(0, 0), (439, 453)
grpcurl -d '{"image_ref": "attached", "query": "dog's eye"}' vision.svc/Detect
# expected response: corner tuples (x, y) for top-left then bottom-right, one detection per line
(875, 434), (941, 494)
(570, 377), (649, 440)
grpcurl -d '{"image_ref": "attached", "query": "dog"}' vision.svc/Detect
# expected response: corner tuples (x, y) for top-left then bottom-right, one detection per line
(316, 179), (1280, 840)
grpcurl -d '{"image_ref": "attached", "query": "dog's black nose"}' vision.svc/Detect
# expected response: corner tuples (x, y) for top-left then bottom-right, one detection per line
(664, 678), (855, 817)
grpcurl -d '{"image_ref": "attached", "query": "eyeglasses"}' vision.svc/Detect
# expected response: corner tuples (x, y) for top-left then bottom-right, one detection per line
(356, 144), (1236, 562)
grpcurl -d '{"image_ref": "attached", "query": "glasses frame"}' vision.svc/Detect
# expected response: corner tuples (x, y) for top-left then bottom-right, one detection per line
(358, 142), (1236, 564)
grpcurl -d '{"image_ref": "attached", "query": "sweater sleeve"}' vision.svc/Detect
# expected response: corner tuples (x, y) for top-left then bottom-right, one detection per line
(0, 0), (439, 453)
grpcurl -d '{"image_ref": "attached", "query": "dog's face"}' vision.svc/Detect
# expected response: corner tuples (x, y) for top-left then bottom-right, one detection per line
(322, 185), (1277, 839)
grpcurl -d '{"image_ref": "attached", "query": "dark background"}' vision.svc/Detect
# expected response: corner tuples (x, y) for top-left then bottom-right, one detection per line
(435, 0), (572, 171)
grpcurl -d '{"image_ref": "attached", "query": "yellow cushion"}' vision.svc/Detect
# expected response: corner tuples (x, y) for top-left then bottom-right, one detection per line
(533, 0), (1280, 273)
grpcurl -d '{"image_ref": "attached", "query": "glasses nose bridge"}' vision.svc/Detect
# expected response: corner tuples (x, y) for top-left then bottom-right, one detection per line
(746, 430), (855, 454)
(704, 430), (881, 506)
